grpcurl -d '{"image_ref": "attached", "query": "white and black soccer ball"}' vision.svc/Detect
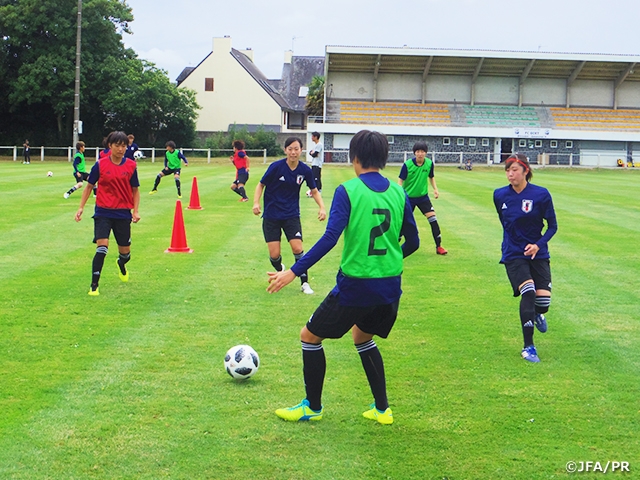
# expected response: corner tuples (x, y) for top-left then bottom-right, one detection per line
(133, 150), (144, 160)
(224, 345), (259, 380)
(305, 189), (312, 197)
(46, 171), (53, 177)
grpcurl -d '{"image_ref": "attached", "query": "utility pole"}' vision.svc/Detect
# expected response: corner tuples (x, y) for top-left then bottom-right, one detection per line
(72, 0), (82, 146)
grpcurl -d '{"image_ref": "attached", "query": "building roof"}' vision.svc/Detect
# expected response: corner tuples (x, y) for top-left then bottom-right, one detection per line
(326, 46), (640, 83)
(229, 48), (291, 111)
(279, 56), (325, 112)
(175, 66), (196, 85)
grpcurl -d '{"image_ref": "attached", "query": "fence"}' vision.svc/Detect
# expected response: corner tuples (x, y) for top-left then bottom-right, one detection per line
(321, 149), (637, 168)
(0, 146), (269, 163)
(1, 145), (635, 169)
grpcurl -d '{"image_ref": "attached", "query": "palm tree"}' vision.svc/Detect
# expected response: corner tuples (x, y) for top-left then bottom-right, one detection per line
(305, 75), (325, 118)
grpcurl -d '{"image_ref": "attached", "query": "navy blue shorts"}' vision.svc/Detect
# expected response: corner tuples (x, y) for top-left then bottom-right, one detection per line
(410, 196), (434, 215)
(504, 258), (552, 296)
(73, 172), (90, 183)
(93, 216), (132, 246)
(161, 167), (181, 176)
(234, 171), (249, 185)
(306, 293), (399, 339)
(262, 217), (303, 243)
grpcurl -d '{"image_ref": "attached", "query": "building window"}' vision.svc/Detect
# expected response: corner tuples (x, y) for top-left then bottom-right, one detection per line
(535, 140), (542, 148)
(519, 139), (527, 147)
(482, 138), (490, 146)
(469, 138), (477, 147)
(457, 138), (464, 146)
(386, 136), (394, 144)
(205, 78), (214, 92)
(443, 137), (450, 146)
(550, 140), (558, 148)
(566, 140), (573, 148)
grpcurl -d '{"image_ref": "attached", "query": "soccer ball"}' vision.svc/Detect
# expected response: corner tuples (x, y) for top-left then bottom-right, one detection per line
(224, 345), (259, 380)
(305, 189), (312, 197)
(133, 150), (144, 160)
(47, 171), (53, 177)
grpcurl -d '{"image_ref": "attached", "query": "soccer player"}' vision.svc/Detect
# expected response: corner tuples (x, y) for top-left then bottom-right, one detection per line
(268, 130), (420, 424)
(398, 141), (448, 255)
(308, 131), (324, 193)
(493, 153), (557, 363)
(253, 137), (326, 295)
(230, 139), (250, 202)
(149, 141), (188, 198)
(124, 134), (139, 161)
(74, 131), (141, 296)
(64, 141), (88, 198)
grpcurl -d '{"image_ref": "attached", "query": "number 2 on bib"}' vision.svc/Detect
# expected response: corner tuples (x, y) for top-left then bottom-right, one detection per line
(368, 208), (391, 256)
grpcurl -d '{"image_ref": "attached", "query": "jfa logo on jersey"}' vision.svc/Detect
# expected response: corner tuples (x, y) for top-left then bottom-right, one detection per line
(296, 175), (304, 185)
(521, 199), (533, 213)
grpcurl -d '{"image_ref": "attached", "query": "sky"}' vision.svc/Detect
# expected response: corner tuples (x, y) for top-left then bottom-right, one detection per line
(123, 0), (640, 83)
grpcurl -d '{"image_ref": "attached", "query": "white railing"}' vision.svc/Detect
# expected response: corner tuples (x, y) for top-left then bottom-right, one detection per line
(1, 145), (634, 168)
(0, 146), (269, 163)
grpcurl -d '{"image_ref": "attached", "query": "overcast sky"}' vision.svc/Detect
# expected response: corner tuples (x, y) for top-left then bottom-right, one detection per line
(123, 0), (640, 83)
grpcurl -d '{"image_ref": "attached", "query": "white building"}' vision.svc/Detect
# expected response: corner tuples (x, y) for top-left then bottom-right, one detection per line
(177, 36), (324, 135)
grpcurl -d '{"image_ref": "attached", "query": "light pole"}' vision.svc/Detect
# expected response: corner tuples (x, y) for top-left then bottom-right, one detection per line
(72, 0), (82, 146)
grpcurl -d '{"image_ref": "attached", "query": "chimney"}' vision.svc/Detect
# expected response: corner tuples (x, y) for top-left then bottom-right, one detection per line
(213, 36), (232, 52)
(239, 47), (254, 61)
(284, 50), (293, 64)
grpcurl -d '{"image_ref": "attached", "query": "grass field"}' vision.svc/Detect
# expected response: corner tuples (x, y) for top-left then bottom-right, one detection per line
(1, 159), (639, 479)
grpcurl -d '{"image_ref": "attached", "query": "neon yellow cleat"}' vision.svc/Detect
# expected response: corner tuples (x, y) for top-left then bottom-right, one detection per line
(88, 286), (100, 296)
(275, 399), (323, 422)
(363, 405), (393, 425)
(149, 190), (157, 195)
(117, 260), (129, 282)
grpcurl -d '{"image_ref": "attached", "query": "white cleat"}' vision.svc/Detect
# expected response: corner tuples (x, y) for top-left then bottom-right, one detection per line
(301, 282), (314, 295)
(63, 192), (70, 199)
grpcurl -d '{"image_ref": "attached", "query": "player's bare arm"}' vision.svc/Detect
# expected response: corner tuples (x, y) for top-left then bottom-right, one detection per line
(430, 177), (439, 199)
(132, 187), (141, 223)
(253, 182), (264, 215)
(310, 189), (327, 221)
(75, 182), (95, 222)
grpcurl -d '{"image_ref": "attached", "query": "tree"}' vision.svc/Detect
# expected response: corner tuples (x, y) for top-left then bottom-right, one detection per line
(305, 75), (325, 118)
(101, 59), (199, 146)
(0, 0), (199, 146)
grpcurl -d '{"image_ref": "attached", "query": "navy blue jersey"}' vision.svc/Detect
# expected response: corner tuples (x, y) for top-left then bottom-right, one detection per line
(291, 172), (420, 307)
(493, 182), (557, 263)
(260, 159), (316, 220)
(125, 143), (139, 160)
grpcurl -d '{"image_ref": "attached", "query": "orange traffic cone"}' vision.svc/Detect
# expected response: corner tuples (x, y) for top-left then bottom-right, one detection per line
(187, 176), (203, 210)
(165, 200), (193, 253)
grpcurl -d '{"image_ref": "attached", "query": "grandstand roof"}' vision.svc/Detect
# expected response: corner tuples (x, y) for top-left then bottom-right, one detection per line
(326, 46), (640, 82)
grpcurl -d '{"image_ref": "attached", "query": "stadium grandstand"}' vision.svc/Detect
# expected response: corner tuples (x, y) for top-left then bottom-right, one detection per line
(310, 46), (640, 166)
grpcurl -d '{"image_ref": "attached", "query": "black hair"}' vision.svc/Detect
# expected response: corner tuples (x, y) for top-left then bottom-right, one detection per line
(505, 153), (533, 181)
(106, 131), (128, 146)
(412, 141), (428, 153)
(165, 140), (177, 149)
(311, 131), (320, 139)
(349, 130), (388, 169)
(284, 137), (303, 149)
(233, 139), (245, 150)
